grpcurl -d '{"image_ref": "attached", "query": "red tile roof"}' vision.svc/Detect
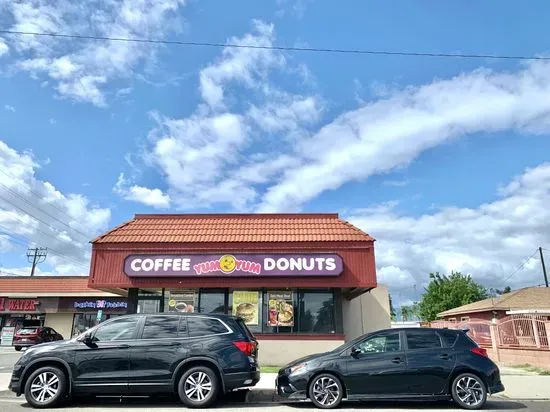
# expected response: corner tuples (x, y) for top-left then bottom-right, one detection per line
(92, 213), (375, 244)
(0, 276), (95, 293)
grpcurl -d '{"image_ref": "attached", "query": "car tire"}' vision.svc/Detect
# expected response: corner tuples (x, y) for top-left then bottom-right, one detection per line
(451, 373), (487, 410)
(24, 366), (68, 409)
(309, 373), (344, 409)
(14, 346), (22, 352)
(178, 366), (220, 408)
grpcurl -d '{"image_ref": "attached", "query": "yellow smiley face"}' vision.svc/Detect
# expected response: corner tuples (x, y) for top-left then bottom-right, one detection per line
(219, 255), (236, 273)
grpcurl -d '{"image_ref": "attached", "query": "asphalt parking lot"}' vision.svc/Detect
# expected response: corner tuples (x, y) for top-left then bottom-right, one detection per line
(0, 395), (548, 412)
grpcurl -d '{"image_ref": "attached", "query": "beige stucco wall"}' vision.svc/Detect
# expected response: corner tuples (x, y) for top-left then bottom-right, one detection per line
(44, 313), (74, 340)
(342, 285), (391, 342)
(257, 339), (345, 366)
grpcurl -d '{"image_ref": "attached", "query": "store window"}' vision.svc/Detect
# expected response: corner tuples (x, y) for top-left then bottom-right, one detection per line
(297, 291), (335, 333)
(137, 299), (160, 314)
(229, 290), (262, 334)
(199, 291), (226, 314)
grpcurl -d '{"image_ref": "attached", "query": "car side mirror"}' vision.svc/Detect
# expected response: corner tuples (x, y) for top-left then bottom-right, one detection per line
(350, 346), (361, 357)
(80, 332), (94, 345)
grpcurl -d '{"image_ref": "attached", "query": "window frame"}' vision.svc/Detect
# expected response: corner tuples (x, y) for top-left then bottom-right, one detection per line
(89, 315), (143, 342)
(351, 330), (404, 356)
(186, 315), (233, 339)
(404, 329), (444, 352)
(139, 314), (183, 340)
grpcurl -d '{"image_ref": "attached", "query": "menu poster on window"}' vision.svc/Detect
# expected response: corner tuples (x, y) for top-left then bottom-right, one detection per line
(0, 327), (15, 346)
(267, 291), (294, 327)
(168, 290), (196, 313)
(232, 291), (259, 325)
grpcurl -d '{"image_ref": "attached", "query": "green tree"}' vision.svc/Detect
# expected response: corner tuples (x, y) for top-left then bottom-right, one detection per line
(388, 294), (397, 321)
(400, 302), (420, 321)
(418, 271), (488, 321)
(489, 285), (512, 296)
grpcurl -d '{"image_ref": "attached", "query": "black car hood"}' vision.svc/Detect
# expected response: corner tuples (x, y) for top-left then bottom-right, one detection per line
(26, 339), (77, 354)
(284, 351), (332, 369)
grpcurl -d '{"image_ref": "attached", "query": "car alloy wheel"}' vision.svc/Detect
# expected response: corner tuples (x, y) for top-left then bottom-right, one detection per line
(452, 373), (487, 410)
(309, 374), (343, 409)
(178, 366), (220, 408)
(30, 372), (59, 403)
(24, 366), (68, 408)
(185, 371), (213, 402)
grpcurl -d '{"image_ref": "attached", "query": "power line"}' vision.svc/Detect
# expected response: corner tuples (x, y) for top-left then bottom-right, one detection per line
(0, 222), (88, 270)
(0, 168), (94, 239)
(499, 249), (540, 286)
(0, 172), (92, 241)
(2, 29), (550, 61)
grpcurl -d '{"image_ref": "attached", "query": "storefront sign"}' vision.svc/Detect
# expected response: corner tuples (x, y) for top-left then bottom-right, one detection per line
(8, 299), (39, 311)
(124, 253), (343, 278)
(73, 299), (128, 310)
(0, 327), (15, 346)
(267, 291), (294, 327)
(232, 291), (259, 326)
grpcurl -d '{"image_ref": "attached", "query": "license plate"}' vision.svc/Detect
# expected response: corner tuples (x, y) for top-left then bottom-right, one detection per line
(22, 339), (28, 342)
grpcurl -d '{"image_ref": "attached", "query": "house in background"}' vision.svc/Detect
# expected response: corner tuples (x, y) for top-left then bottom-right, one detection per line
(438, 286), (550, 322)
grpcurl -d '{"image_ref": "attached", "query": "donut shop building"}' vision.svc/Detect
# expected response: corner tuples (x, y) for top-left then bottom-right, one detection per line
(89, 213), (390, 364)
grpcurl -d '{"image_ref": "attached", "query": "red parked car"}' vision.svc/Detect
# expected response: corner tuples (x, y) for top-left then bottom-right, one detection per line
(13, 327), (64, 351)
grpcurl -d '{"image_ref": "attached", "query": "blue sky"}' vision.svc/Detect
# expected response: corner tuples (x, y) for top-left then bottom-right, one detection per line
(1, 0), (550, 308)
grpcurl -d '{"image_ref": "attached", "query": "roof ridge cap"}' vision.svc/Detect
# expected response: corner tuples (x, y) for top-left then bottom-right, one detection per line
(134, 213), (340, 219)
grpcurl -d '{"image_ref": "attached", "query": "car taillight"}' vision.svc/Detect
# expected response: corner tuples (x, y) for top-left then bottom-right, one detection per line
(471, 347), (488, 358)
(233, 341), (256, 356)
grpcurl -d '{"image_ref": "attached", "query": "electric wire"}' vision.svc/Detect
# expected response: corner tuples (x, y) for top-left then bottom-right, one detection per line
(1, 29), (549, 61)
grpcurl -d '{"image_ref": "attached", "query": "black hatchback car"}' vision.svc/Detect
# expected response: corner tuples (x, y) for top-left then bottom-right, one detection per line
(9, 313), (259, 409)
(277, 327), (504, 410)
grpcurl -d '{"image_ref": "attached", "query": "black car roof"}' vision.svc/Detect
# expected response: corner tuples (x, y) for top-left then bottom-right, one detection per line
(375, 327), (464, 334)
(116, 312), (241, 321)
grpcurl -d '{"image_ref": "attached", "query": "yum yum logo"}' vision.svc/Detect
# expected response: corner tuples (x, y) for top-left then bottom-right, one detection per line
(194, 255), (261, 275)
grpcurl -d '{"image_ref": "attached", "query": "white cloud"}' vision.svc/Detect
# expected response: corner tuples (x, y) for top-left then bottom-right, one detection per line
(199, 20), (284, 110)
(0, 38), (8, 57)
(0, 140), (111, 274)
(346, 163), (550, 301)
(125, 20), (322, 211)
(276, 0), (314, 19)
(1, 0), (186, 106)
(257, 62), (550, 212)
(113, 173), (171, 209)
(49, 118), (56, 125)
(4, 104), (15, 112)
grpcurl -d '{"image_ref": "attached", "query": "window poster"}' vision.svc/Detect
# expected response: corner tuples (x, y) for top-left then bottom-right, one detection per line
(232, 291), (259, 325)
(267, 291), (294, 327)
(168, 290), (196, 313)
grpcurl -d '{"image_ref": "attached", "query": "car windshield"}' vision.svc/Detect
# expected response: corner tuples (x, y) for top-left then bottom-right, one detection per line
(17, 328), (38, 335)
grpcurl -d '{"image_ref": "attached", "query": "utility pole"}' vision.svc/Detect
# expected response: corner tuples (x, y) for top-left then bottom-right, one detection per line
(540, 247), (548, 288)
(26, 247), (48, 277)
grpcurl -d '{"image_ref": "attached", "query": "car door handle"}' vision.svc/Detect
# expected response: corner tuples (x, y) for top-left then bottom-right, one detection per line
(117, 344), (130, 349)
(439, 354), (452, 360)
(391, 357), (404, 364)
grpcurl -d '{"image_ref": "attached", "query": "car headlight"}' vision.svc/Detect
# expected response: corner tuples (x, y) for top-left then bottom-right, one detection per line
(289, 363), (307, 375)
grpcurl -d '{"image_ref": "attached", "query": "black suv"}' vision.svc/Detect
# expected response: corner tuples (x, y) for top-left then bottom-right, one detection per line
(9, 313), (260, 408)
(277, 327), (504, 410)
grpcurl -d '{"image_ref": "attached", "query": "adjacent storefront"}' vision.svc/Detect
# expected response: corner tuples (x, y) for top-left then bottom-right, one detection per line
(0, 277), (127, 345)
(89, 213), (391, 364)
